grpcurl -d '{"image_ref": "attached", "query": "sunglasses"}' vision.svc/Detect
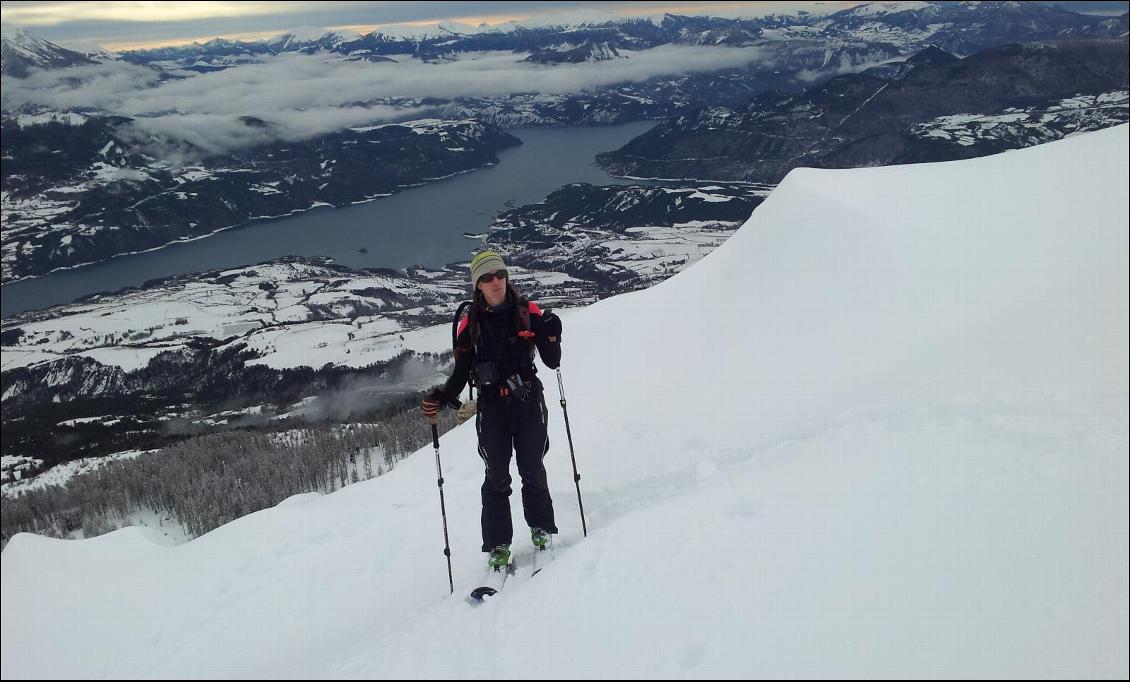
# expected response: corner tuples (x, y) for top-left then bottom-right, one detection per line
(477, 269), (508, 284)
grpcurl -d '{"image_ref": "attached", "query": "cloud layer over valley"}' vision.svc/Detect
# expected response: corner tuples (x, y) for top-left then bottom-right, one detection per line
(1, 45), (771, 160)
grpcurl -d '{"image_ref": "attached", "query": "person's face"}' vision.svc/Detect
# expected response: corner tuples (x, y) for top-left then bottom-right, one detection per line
(476, 269), (508, 305)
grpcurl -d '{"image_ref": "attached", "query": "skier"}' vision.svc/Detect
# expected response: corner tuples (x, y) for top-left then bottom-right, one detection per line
(421, 251), (563, 571)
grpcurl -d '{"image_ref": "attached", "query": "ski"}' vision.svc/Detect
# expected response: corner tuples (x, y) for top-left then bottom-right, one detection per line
(466, 562), (516, 604)
(529, 534), (559, 577)
(466, 536), (561, 604)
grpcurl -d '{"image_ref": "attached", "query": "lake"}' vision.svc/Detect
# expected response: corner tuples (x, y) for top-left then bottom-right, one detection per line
(0, 121), (657, 318)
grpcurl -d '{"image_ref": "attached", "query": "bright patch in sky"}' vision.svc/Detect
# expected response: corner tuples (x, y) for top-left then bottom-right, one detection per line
(0, 1), (309, 26)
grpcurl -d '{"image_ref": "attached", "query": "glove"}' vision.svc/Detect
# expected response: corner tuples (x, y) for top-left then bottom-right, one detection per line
(422, 388), (445, 420)
(541, 311), (562, 340)
(422, 389), (461, 420)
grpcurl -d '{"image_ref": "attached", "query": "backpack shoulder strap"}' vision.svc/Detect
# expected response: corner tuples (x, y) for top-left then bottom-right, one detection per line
(518, 302), (532, 333)
(515, 297), (536, 352)
(452, 300), (473, 352)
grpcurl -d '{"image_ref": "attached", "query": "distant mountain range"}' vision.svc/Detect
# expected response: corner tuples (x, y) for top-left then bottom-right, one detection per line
(598, 38), (1130, 182)
(89, 3), (1130, 68)
(4, 2), (1126, 78)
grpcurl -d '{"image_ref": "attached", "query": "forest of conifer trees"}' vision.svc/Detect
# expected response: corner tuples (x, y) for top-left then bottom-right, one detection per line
(0, 394), (460, 547)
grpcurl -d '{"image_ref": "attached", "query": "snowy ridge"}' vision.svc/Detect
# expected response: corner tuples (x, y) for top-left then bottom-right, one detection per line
(1, 127), (1127, 678)
(846, 1), (933, 16)
(266, 27), (361, 50)
(0, 27), (94, 76)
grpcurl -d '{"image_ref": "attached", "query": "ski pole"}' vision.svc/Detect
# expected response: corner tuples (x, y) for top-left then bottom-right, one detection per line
(431, 419), (454, 594)
(555, 368), (587, 537)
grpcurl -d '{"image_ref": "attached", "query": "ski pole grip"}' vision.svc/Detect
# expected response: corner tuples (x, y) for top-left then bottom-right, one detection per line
(431, 421), (439, 449)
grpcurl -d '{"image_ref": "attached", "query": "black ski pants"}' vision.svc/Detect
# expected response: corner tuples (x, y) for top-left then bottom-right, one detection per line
(476, 381), (558, 551)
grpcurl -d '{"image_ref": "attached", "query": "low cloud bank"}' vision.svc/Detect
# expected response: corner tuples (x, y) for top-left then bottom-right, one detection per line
(1, 45), (769, 160)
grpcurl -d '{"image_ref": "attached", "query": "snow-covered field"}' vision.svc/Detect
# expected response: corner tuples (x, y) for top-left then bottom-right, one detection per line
(912, 91), (1128, 147)
(1, 215), (742, 379)
(2, 126), (1126, 679)
(0, 260), (464, 374)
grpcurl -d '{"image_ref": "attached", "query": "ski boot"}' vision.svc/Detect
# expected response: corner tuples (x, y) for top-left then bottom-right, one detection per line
(487, 544), (511, 571)
(530, 528), (551, 552)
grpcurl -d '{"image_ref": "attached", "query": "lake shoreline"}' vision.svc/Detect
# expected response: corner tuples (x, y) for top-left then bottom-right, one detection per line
(1, 122), (659, 318)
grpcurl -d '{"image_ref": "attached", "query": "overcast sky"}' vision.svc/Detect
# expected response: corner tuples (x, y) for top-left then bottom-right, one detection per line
(4, 1), (1124, 52)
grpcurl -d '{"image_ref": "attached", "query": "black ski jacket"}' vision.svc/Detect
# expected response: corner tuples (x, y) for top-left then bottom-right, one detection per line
(436, 293), (561, 405)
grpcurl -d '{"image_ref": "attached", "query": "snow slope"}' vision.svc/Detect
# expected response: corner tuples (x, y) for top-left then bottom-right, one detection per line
(2, 126), (1127, 679)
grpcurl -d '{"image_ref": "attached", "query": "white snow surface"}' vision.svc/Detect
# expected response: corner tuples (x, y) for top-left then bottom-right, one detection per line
(2, 126), (1127, 679)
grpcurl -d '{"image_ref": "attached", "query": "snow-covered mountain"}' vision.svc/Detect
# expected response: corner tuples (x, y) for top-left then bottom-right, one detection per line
(264, 28), (361, 53)
(525, 40), (625, 64)
(52, 40), (120, 63)
(112, 2), (1127, 67)
(0, 27), (95, 77)
(123, 28), (365, 73)
(599, 39), (1129, 182)
(816, 0), (1129, 55)
(2, 126), (1125, 678)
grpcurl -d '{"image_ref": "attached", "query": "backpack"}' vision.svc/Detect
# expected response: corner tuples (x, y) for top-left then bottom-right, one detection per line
(450, 290), (536, 392)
